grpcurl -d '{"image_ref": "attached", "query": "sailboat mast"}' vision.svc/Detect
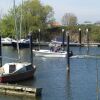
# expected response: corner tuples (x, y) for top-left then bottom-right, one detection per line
(14, 0), (20, 60)
(14, 0), (17, 39)
(20, 0), (23, 39)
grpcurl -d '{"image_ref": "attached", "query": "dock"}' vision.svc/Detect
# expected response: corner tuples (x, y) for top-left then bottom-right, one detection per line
(2, 41), (100, 47)
(0, 83), (42, 97)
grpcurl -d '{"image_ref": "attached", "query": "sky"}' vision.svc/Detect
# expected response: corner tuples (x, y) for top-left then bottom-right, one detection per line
(0, 0), (100, 24)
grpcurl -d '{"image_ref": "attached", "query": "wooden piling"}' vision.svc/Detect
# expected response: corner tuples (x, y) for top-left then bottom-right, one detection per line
(62, 29), (65, 51)
(0, 83), (42, 97)
(0, 36), (2, 67)
(66, 31), (70, 71)
(29, 33), (33, 66)
(79, 28), (82, 46)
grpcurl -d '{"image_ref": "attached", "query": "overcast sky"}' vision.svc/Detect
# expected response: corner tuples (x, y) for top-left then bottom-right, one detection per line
(0, 0), (100, 24)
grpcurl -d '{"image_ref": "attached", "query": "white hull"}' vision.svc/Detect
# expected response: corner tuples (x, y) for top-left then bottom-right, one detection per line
(0, 62), (36, 83)
(33, 49), (67, 57)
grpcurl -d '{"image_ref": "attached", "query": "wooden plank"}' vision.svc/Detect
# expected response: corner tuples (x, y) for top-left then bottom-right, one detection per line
(0, 83), (42, 97)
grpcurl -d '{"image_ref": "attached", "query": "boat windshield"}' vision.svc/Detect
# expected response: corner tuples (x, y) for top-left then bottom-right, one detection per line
(49, 42), (62, 52)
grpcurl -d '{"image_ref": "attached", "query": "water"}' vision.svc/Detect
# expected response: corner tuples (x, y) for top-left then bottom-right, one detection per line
(1, 46), (100, 100)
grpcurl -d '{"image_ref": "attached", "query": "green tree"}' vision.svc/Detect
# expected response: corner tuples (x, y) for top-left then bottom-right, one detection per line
(0, 0), (54, 39)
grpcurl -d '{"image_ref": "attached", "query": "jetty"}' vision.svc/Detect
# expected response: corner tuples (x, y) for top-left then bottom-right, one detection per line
(0, 83), (42, 97)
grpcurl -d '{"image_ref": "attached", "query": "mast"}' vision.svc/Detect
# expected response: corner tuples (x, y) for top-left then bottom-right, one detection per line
(14, 0), (17, 40)
(14, 0), (20, 60)
(20, 0), (23, 40)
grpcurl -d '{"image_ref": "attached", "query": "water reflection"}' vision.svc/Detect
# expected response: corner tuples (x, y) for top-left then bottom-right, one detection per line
(66, 71), (73, 100)
(1, 46), (100, 100)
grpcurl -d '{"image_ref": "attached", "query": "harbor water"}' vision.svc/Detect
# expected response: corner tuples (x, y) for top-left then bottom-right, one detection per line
(1, 46), (100, 100)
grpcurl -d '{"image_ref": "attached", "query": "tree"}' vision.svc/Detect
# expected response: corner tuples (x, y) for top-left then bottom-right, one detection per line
(62, 12), (77, 26)
(0, 0), (54, 39)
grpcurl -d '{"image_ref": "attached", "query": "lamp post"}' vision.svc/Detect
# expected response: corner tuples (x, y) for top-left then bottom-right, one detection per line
(62, 29), (65, 51)
(79, 28), (82, 46)
(86, 28), (89, 53)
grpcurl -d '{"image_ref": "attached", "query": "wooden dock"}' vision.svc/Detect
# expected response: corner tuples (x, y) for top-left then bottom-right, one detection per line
(0, 83), (42, 97)
(2, 41), (100, 47)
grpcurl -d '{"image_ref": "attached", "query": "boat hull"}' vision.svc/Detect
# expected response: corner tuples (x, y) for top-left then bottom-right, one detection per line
(33, 49), (73, 57)
(0, 69), (35, 83)
(12, 42), (29, 48)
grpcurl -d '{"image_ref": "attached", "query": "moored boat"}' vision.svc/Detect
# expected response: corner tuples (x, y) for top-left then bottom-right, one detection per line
(1, 37), (14, 46)
(0, 62), (36, 83)
(12, 39), (30, 48)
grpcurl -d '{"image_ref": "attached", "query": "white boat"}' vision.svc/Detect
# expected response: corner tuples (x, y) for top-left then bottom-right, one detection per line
(1, 37), (14, 46)
(12, 38), (30, 48)
(0, 62), (36, 83)
(33, 49), (73, 57)
(0, 0), (36, 83)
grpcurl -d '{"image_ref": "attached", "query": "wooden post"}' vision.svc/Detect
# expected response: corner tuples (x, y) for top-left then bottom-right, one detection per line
(66, 31), (70, 71)
(29, 33), (33, 66)
(79, 28), (82, 46)
(62, 29), (65, 51)
(0, 36), (2, 67)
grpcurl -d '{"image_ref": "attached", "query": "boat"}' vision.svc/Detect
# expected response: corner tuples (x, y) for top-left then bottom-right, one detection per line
(33, 49), (73, 57)
(1, 37), (14, 46)
(12, 38), (30, 48)
(33, 30), (73, 58)
(12, 0), (30, 48)
(0, 62), (36, 83)
(0, 33), (36, 83)
(0, 35), (36, 83)
(0, 0), (36, 83)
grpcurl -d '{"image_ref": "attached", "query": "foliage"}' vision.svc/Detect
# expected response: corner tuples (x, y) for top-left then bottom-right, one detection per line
(0, 0), (54, 39)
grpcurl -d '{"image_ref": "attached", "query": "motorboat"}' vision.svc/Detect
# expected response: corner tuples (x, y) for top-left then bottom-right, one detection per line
(0, 62), (36, 83)
(12, 39), (30, 48)
(1, 37), (14, 46)
(33, 38), (73, 58)
(33, 49), (73, 57)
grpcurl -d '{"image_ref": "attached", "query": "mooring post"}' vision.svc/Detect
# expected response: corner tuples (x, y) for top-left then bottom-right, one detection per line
(79, 28), (82, 46)
(62, 29), (65, 51)
(66, 31), (70, 71)
(0, 36), (2, 67)
(29, 33), (33, 66)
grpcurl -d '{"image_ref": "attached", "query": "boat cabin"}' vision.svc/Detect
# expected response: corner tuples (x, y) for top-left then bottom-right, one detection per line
(0, 63), (32, 75)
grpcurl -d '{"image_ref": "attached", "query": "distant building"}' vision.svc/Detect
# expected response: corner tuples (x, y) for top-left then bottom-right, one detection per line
(94, 21), (100, 26)
(48, 21), (61, 28)
(83, 21), (92, 25)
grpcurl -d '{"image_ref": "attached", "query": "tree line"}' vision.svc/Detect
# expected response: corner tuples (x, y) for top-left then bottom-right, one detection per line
(0, 0), (100, 42)
(0, 0), (54, 40)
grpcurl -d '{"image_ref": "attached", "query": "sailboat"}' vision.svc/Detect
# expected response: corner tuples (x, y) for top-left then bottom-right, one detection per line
(33, 30), (73, 58)
(12, 0), (30, 48)
(0, 0), (36, 83)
